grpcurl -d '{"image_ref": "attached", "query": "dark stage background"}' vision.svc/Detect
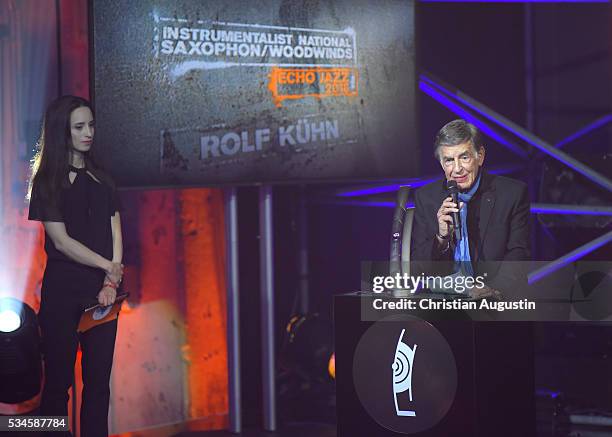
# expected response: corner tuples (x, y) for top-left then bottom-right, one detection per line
(0, 1), (611, 435)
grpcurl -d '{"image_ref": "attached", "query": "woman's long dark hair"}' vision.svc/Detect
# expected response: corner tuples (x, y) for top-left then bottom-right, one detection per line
(27, 95), (103, 205)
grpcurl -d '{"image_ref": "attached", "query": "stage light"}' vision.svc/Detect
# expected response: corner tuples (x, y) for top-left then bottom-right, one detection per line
(0, 308), (21, 333)
(328, 353), (335, 380)
(0, 298), (42, 405)
(282, 313), (334, 383)
(279, 314), (336, 422)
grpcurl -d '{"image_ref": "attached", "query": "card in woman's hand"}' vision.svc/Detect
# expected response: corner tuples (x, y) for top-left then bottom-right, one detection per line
(78, 292), (129, 333)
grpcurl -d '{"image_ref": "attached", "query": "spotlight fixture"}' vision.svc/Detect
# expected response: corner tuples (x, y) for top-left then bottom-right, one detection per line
(283, 313), (334, 383)
(0, 298), (42, 404)
(0, 307), (21, 333)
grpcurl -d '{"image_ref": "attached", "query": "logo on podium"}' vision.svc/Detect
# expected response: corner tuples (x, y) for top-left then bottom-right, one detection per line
(392, 328), (417, 417)
(353, 316), (457, 433)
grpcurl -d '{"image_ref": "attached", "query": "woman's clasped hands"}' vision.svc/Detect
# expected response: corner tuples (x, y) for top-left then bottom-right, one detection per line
(98, 262), (124, 306)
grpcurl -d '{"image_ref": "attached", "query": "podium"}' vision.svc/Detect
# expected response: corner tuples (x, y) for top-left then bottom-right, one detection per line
(334, 293), (535, 436)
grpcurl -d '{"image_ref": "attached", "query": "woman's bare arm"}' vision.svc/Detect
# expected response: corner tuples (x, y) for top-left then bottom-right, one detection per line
(110, 212), (123, 264)
(98, 212), (124, 305)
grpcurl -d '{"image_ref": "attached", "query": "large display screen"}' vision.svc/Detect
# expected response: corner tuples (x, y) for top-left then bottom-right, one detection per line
(91, 0), (417, 188)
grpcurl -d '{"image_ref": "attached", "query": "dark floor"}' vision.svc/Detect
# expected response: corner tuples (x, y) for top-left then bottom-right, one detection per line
(171, 423), (612, 437)
(172, 423), (336, 437)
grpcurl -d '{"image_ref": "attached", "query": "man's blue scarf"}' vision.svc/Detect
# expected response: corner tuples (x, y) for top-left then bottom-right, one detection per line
(454, 172), (481, 276)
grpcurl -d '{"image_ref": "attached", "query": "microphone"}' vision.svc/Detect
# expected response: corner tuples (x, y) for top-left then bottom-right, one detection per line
(447, 180), (461, 242)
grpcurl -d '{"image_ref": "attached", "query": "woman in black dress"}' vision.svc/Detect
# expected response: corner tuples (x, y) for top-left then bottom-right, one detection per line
(27, 95), (123, 437)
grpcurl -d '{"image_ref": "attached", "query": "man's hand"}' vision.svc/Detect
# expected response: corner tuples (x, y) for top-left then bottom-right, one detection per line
(97, 286), (117, 306)
(469, 284), (503, 300)
(105, 262), (124, 284)
(436, 196), (463, 239)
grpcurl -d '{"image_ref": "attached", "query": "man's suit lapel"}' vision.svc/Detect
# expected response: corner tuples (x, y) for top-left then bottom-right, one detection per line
(477, 172), (496, 258)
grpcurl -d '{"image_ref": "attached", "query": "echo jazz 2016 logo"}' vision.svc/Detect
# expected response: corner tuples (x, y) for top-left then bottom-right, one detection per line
(268, 67), (358, 107)
(353, 316), (457, 434)
(392, 329), (417, 417)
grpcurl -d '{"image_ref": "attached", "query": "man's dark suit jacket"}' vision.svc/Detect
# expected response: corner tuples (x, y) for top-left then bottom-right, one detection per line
(411, 171), (531, 292)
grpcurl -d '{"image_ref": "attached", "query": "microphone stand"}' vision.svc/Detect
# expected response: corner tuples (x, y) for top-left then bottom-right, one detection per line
(389, 186), (411, 297)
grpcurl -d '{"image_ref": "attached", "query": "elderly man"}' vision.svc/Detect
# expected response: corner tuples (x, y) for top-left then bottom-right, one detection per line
(411, 119), (530, 297)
